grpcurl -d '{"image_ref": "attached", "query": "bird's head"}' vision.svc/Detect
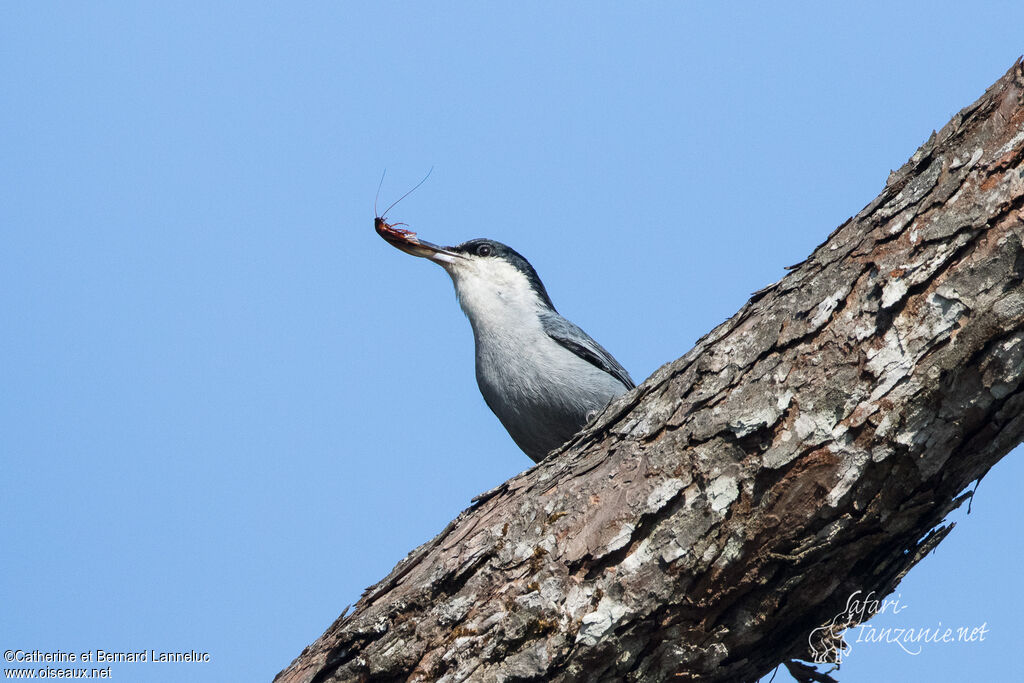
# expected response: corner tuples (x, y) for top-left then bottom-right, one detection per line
(376, 220), (556, 328)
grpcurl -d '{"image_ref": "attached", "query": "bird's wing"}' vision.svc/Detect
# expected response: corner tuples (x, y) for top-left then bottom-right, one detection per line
(540, 312), (636, 390)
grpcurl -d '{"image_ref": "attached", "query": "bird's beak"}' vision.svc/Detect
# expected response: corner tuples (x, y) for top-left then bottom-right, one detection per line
(375, 218), (463, 265)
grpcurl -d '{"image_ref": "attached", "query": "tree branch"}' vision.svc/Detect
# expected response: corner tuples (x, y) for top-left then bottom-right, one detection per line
(277, 58), (1024, 683)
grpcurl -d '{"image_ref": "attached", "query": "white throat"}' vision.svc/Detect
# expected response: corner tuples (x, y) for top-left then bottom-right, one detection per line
(443, 258), (547, 339)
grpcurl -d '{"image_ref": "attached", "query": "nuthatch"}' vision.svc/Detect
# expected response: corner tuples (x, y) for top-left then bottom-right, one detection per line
(376, 216), (634, 462)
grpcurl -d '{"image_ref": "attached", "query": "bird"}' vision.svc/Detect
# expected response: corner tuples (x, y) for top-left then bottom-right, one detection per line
(376, 217), (635, 462)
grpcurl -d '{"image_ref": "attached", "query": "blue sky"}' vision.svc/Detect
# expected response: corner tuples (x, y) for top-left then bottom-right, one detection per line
(2, 3), (1022, 681)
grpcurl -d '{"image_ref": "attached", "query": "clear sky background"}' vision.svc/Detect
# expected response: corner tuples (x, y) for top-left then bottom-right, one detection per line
(3, 3), (1023, 682)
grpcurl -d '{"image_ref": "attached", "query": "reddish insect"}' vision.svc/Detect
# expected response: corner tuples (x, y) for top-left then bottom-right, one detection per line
(374, 168), (432, 243)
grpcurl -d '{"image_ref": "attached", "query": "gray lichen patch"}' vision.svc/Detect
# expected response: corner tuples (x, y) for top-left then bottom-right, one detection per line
(707, 474), (739, 514)
(575, 596), (628, 646)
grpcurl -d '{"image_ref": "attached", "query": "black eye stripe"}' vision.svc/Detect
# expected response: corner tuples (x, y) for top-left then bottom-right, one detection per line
(452, 238), (556, 311)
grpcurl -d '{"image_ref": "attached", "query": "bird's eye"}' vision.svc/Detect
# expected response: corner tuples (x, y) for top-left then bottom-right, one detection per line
(476, 244), (492, 257)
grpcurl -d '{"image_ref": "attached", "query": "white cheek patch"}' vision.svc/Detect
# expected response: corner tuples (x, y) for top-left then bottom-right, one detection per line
(447, 258), (545, 333)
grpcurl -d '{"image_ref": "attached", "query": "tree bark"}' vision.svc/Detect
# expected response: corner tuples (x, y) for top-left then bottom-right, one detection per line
(277, 59), (1024, 683)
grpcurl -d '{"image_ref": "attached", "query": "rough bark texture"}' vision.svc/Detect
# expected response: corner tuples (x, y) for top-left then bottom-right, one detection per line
(278, 60), (1024, 683)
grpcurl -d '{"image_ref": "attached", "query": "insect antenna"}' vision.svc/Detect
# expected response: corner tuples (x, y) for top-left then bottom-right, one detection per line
(378, 166), (434, 220)
(374, 169), (387, 218)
